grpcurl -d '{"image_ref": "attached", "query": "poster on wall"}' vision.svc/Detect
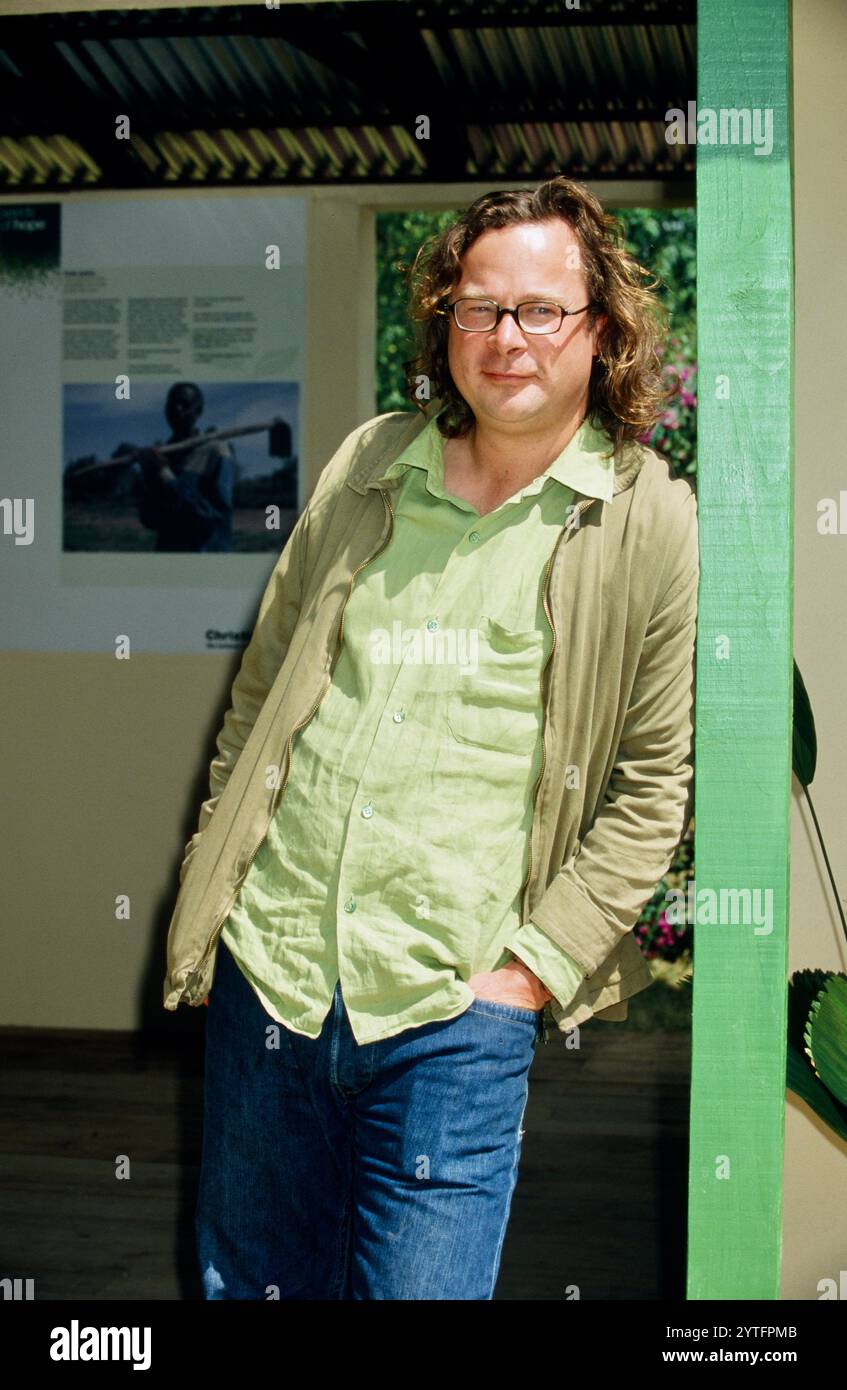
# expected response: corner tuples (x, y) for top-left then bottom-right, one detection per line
(0, 194), (306, 651)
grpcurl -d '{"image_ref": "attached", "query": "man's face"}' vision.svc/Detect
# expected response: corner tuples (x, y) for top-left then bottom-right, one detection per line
(166, 387), (202, 433)
(445, 219), (607, 435)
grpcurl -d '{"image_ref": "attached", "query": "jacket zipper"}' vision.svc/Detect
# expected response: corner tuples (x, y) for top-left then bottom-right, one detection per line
(184, 485), (398, 1003)
(519, 494), (598, 1043)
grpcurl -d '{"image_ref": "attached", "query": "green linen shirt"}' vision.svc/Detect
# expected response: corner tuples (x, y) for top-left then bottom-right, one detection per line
(221, 405), (616, 1043)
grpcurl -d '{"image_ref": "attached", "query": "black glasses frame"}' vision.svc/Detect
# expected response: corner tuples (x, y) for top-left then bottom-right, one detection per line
(439, 295), (597, 334)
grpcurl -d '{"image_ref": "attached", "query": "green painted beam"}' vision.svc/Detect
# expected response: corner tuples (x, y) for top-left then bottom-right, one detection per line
(689, 0), (794, 1298)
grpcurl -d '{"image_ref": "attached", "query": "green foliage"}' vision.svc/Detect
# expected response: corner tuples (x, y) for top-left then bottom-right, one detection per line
(376, 209), (459, 414)
(625, 973), (693, 1031)
(616, 207), (697, 325)
(792, 659), (817, 786)
(616, 207), (697, 478)
(634, 822), (695, 964)
(787, 970), (847, 1142)
(807, 974), (847, 1107)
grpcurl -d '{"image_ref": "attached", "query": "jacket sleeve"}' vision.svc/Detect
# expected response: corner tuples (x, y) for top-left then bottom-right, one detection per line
(177, 499), (312, 885)
(504, 924), (586, 1012)
(174, 411), (384, 885)
(526, 486), (699, 980)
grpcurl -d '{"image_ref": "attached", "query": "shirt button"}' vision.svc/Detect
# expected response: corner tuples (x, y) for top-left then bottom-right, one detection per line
(361, 801), (374, 819)
(469, 530), (481, 543)
(426, 618), (439, 632)
(344, 896), (357, 913)
(392, 708), (406, 723)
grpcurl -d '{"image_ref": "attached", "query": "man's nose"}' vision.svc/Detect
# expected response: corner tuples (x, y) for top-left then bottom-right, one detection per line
(491, 310), (526, 349)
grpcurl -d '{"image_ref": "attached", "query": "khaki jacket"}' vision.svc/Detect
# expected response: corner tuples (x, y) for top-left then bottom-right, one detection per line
(163, 396), (699, 1033)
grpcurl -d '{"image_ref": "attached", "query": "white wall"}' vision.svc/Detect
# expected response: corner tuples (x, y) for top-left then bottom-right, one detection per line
(781, 0), (847, 1301)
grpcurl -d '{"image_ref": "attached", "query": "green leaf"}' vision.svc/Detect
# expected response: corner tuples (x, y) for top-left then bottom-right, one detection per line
(787, 1040), (847, 1143)
(786, 972), (847, 1142)
(806, 975), (847, 1107)
(792, 659), (817, 786)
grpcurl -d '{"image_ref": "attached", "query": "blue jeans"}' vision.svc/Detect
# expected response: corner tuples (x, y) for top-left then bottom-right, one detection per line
(195, 936), (543, 1300)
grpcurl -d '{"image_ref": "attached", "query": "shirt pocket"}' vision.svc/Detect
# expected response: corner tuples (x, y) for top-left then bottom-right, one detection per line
(446, 614), (544, 756)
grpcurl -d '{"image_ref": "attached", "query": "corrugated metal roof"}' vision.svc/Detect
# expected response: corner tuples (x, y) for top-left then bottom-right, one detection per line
(0, 0), (696, 190)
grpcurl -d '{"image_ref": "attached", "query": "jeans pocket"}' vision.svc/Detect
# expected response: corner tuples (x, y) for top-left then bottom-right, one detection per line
(469, 995), (541, 1024)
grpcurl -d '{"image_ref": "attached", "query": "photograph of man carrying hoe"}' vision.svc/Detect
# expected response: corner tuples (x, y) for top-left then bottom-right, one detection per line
(164, 173), (699, 1300)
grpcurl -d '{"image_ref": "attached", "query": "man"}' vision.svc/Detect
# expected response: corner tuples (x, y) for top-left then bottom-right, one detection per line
(130, 381), (235, 551)
(163, 175), (699, 1300)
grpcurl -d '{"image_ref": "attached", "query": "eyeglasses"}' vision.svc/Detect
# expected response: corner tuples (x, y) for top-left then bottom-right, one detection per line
(440, 296), (596, 334)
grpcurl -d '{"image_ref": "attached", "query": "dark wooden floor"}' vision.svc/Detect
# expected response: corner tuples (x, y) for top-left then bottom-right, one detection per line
(0, 1016), (690, 1300)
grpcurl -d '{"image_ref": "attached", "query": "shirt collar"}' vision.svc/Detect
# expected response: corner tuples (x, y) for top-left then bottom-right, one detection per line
(379, 403), (616, 503)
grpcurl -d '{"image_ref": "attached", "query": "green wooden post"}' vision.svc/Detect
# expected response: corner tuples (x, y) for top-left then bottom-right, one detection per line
(688, 0), (793, 1298)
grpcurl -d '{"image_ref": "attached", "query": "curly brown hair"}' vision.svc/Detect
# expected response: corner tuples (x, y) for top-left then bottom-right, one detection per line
(402, 175), (675, 456)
